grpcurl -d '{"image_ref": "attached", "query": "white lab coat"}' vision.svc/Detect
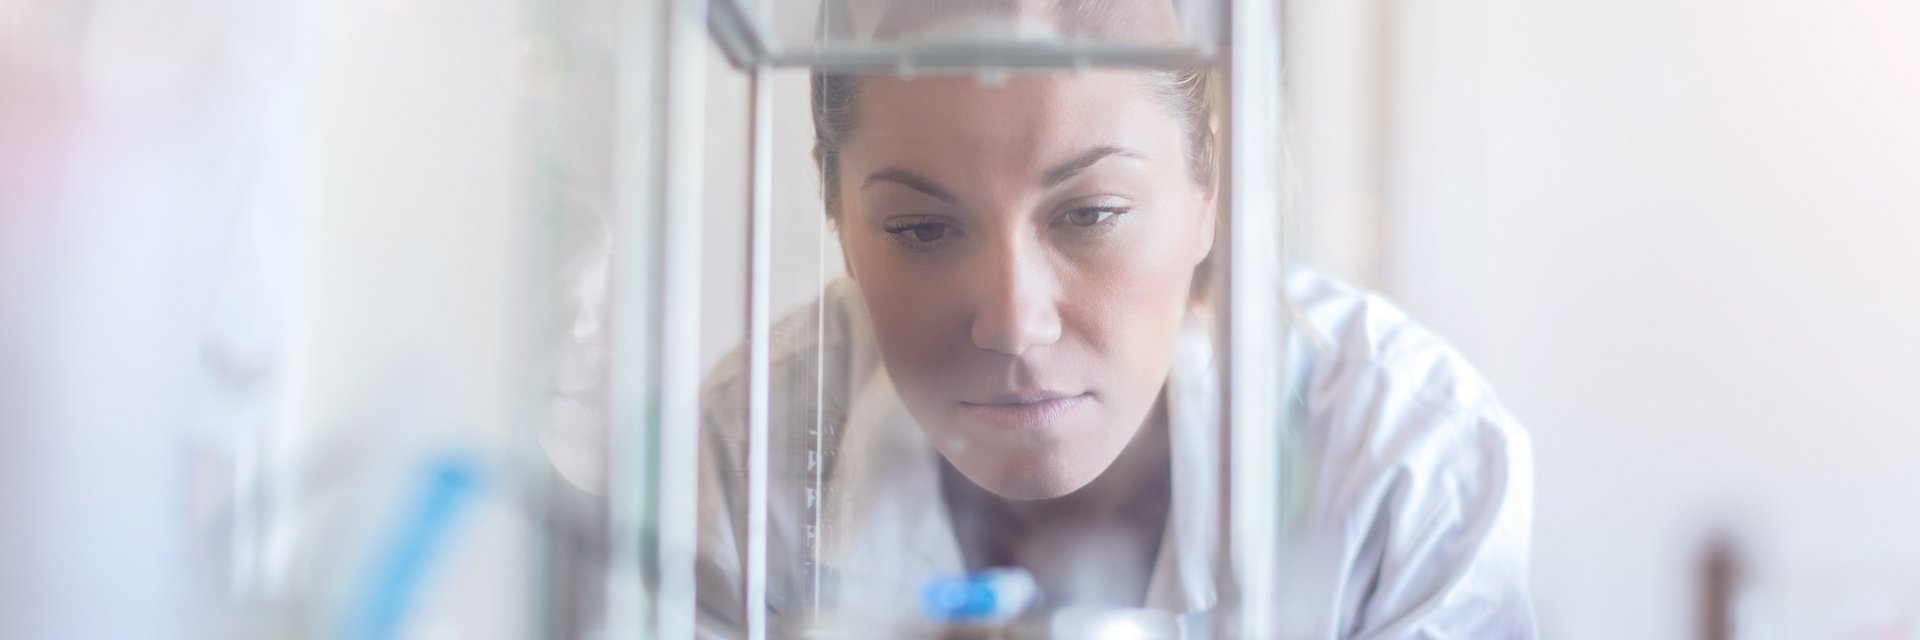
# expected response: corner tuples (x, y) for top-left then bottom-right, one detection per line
(695, 268), (1537, 639)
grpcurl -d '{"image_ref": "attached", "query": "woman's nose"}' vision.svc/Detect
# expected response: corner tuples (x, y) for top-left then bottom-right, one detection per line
(969, 241), (1063, 356)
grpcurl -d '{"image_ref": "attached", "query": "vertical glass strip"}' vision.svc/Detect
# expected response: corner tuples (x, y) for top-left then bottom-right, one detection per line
(656, 0), (709, 638)
(742, 65), (775, 640)
(606, 0), (671, 634)
(1221, 0), (1286, 636)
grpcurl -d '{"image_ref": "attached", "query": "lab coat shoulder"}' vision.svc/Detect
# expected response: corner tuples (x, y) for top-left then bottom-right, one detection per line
(1282, 268), (1537, 639)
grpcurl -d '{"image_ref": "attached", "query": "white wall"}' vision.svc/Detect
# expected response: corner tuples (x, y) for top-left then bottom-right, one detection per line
(1380, 1), (1920, 637)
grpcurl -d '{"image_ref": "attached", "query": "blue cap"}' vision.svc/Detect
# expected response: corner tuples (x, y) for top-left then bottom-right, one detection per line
(919, 568), (1038, 623)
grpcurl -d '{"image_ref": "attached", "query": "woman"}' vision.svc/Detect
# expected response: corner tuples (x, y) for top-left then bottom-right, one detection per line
(696, 2), (1535, 637)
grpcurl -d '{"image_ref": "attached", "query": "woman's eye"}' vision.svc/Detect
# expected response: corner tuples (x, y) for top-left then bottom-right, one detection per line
(883, 220), (954, 250)
(908, 224), (947, 242)
(1065, 207), (1123, 227)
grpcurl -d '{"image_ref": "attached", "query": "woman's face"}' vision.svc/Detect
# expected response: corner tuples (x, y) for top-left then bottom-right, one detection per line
(836, 70), (1214, 500)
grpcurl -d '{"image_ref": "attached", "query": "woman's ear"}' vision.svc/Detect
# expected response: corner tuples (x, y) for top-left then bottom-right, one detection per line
(1198, 113), (1222, 264)
(1195, 193), (1218, 267)
(1188, 198), (1217, 304)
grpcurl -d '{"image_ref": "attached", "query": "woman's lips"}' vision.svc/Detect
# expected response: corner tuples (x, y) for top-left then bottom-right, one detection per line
(958, 392), (1091, 429)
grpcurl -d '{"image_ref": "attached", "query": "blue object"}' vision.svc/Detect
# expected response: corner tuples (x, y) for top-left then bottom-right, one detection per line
(351, 455), (485, 640)
(920, 568), (1038, 623)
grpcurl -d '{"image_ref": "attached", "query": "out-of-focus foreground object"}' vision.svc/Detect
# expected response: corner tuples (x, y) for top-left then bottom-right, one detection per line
(1, 0), (610, 637)
(3, 0), (303, 637)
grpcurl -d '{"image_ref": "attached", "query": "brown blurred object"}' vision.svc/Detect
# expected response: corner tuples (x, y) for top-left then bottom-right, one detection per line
(1699, 531), (1745, 640)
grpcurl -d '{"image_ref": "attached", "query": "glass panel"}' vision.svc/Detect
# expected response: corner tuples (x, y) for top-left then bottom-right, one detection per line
(688, 0), (1271, 624)
(711, 0), (1225, 71)
(520, 0), (621, 637)
(693, 59), (848, 633)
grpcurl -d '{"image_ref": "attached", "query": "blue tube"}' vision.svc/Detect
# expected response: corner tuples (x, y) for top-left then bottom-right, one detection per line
(350, 455), (484, 640)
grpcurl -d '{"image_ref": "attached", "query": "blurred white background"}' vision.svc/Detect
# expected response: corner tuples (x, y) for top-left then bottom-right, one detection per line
(1290, 0), (1920, 637)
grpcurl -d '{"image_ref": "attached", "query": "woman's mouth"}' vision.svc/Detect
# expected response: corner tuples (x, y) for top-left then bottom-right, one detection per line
(958, 391), (1091, 429)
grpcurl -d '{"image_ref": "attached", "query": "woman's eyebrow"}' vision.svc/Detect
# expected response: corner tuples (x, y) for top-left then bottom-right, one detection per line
(1041, 145), (1149, 188)
(862, 169), (960, 204)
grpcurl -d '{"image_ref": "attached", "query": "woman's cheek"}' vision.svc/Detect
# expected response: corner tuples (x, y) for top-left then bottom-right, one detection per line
(1092, 227), (1194, 315)
(850, 247), (958, 397)
(1089, 230), (1194, 371)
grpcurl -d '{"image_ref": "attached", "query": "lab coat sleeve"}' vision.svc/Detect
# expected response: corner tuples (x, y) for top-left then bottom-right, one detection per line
(1349, 404), (1538, 640)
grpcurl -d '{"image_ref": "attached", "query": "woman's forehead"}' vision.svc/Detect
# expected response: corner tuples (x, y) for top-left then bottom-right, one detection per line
(844, 71), (1184, 168)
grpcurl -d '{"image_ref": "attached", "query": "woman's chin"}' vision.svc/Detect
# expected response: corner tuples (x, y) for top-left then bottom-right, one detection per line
(951, 454), (1100, 501)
